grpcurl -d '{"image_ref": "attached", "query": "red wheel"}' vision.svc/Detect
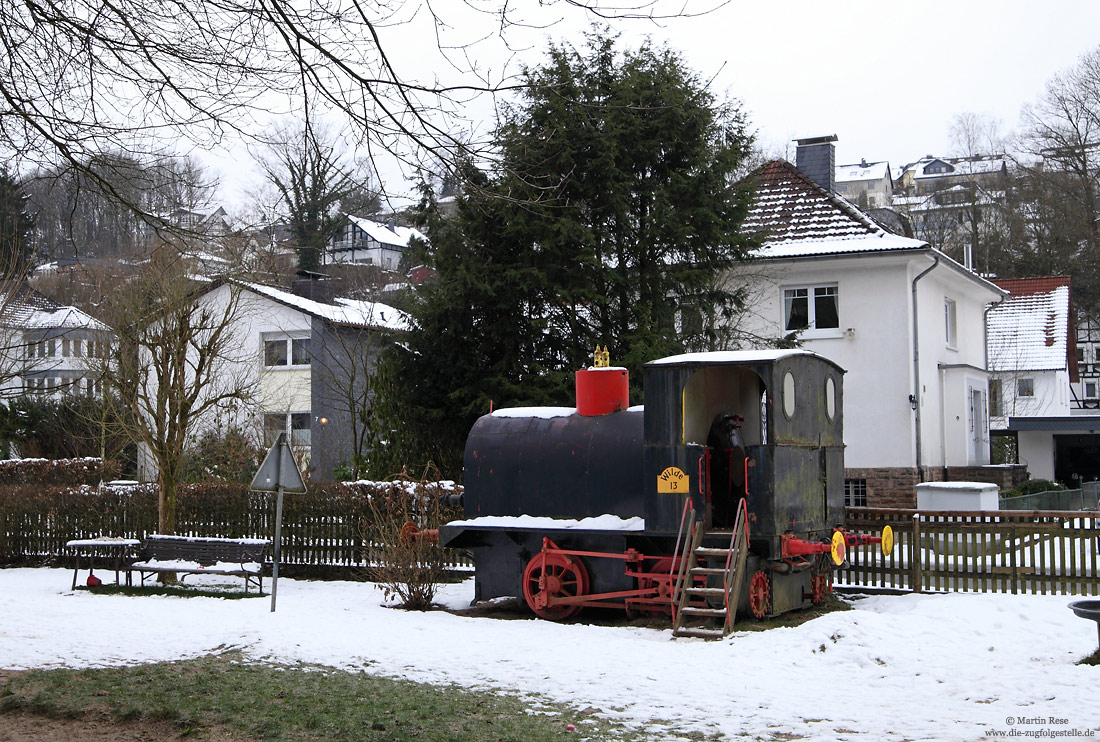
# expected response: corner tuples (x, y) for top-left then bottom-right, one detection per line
(522, 551), (589, 620)
(630, 557), (680, 616)
(747, 569), (770, 619)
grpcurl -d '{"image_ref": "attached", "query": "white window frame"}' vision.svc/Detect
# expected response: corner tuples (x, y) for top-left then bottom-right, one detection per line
(781, 283), (841, 339)
(263, 411), (312, 447)
(945, 297), (958, 349)
(1017, 377), (1035, 397)
(262, 333), (311, 369)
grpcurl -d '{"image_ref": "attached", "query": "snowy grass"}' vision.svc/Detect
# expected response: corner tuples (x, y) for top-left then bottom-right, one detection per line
(1, 652), (639, 741)
(2, 568), (1100, 741)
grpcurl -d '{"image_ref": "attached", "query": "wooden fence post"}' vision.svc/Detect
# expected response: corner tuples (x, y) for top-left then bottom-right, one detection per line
(1010, 523), (1018, 595)
(911, 513), (922, 593)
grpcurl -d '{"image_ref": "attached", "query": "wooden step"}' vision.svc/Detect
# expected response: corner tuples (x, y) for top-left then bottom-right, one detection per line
(690, 566), (727, 576)
(680, 606), (727, 618)
(685, 586), (726, 597)
(694, 547), (733, 558)
(672, 626), (726, 639)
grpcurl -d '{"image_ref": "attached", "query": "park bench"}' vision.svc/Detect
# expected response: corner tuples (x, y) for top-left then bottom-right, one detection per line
(132, 534), (270, 593)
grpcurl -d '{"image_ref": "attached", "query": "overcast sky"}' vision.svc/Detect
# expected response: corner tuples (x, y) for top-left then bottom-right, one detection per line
(658, 0), (1100, 169)
(215, 0), (1100, 209)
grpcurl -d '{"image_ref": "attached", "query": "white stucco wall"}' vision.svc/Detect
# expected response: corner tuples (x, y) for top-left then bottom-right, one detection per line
(990, 369), (1069, 430)
(732, 251), (1001, 471)
(912, 260), (997, 468)
(735, 254), (915, 468)
(1017, 430), (1055, 481)
(137, 284), (313, 481)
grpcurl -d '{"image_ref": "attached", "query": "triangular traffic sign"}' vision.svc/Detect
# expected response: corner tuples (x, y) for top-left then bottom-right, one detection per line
(250, 433), (307, 494)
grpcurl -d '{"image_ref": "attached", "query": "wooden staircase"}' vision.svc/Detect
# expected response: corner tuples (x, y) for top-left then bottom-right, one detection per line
(671, 499), (750, 640)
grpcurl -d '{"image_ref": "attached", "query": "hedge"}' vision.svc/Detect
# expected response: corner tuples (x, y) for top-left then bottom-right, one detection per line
(0, 458), (120, 486)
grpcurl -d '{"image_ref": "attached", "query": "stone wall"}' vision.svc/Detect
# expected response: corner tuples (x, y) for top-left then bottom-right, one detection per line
(846, 464), (1031, 509)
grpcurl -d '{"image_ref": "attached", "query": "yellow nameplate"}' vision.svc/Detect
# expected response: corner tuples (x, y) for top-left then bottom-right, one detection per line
(656, 466), (688, 493)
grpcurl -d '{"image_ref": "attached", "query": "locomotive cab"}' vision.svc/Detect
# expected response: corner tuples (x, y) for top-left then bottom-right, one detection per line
(642, 351), (846, 555)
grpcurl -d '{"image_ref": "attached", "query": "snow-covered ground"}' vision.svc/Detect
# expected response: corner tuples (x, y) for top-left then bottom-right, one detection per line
(1, 567), (1098, 741)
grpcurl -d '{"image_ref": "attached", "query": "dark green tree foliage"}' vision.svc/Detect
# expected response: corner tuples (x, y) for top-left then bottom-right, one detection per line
(0, 395), (133, 464)
(0, 167), (36, 276)
(181, 427), (261, 484)
(394, 32), (757, 476)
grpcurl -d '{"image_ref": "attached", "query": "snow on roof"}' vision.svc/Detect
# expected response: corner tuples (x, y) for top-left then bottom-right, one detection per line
(987, 278), (1072, 372)
(21, 305), (111, 332)
(446, 514), (645, 531)
(0, 284), (111, 332)
(648, 349), (819, 366)
(743, 160), (927, 257)
(345, 215), (426, 250)
(238, 281), (409, 332)
(899, 155), (1008, 180)
(835, 161), (891, 183)
(491, 406), (578, 419)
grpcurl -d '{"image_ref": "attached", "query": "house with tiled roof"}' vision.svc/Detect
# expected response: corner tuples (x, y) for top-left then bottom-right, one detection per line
(136, 272), (408, 483)
(894, 155), (1010, 197)
(988, 277), (1100, 485)
(733, 139), (1013, 507)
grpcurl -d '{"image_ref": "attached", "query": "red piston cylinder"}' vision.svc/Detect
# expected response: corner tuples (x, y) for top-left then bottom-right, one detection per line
(575, 367), (629, 416)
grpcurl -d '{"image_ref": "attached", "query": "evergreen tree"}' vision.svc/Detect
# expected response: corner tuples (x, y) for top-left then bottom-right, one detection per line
(391, 31), (758, 476)
(0, 167), (36, 277)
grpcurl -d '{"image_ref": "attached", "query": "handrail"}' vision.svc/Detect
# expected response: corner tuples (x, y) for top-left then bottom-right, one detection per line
(670, 495), (697, 619)
(722, 497), (749, 630)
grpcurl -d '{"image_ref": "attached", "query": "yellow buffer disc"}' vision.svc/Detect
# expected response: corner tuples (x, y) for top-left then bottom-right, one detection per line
(880, 525), (894, 555)
(830, 530), (846, 566)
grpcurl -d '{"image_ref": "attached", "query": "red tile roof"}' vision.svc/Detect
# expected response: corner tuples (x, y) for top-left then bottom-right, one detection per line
(992, 276), (1072, 297)
(988, 276), (1077, 380)
(742, 160), (925, 256)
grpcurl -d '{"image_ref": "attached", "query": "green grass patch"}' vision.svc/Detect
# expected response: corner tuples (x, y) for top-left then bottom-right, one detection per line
(0, 653), (640, 741)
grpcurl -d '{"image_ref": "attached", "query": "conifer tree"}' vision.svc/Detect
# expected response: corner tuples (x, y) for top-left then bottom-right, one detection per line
(393, 30), (758, 476)
(0, 167), (36, 278)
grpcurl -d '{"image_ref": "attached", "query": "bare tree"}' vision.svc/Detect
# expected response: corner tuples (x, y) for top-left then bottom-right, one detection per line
(0, 0), (723, 231)
(1015, 46), (1100, 309)
(92, 259), (255, 535)
(256, 121), (371, 272)
(944, 113), (1014, 275)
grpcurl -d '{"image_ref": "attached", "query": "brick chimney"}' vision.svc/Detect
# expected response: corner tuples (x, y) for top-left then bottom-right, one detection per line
(795, 134), (838, 192)
(291, 269), (336, 304)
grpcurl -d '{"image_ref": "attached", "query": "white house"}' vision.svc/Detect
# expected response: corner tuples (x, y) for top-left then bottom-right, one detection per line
(327, 215), (426, 270)
(0, 283), (112, 401)
(733, 151), (1009, 507)
(136, 273), (408, 482)
(988, 277), (1100, 486)
(834, 159), (893, 209)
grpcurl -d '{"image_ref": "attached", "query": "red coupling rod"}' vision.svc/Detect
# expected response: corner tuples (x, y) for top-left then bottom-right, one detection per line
(844, 532), (882, 547)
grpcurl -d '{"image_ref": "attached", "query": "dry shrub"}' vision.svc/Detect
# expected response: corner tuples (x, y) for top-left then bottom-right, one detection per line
(364, 467), (461, 610)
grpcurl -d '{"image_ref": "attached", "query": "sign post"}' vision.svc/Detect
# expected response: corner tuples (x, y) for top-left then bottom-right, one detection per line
(249, 432), (307, 612)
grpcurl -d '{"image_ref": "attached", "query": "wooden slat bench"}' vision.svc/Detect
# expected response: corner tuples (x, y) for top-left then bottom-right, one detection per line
(132, 535), (270, 593)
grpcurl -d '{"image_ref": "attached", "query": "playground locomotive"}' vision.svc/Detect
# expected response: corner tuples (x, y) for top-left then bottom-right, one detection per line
(439, 349), (892, 636)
